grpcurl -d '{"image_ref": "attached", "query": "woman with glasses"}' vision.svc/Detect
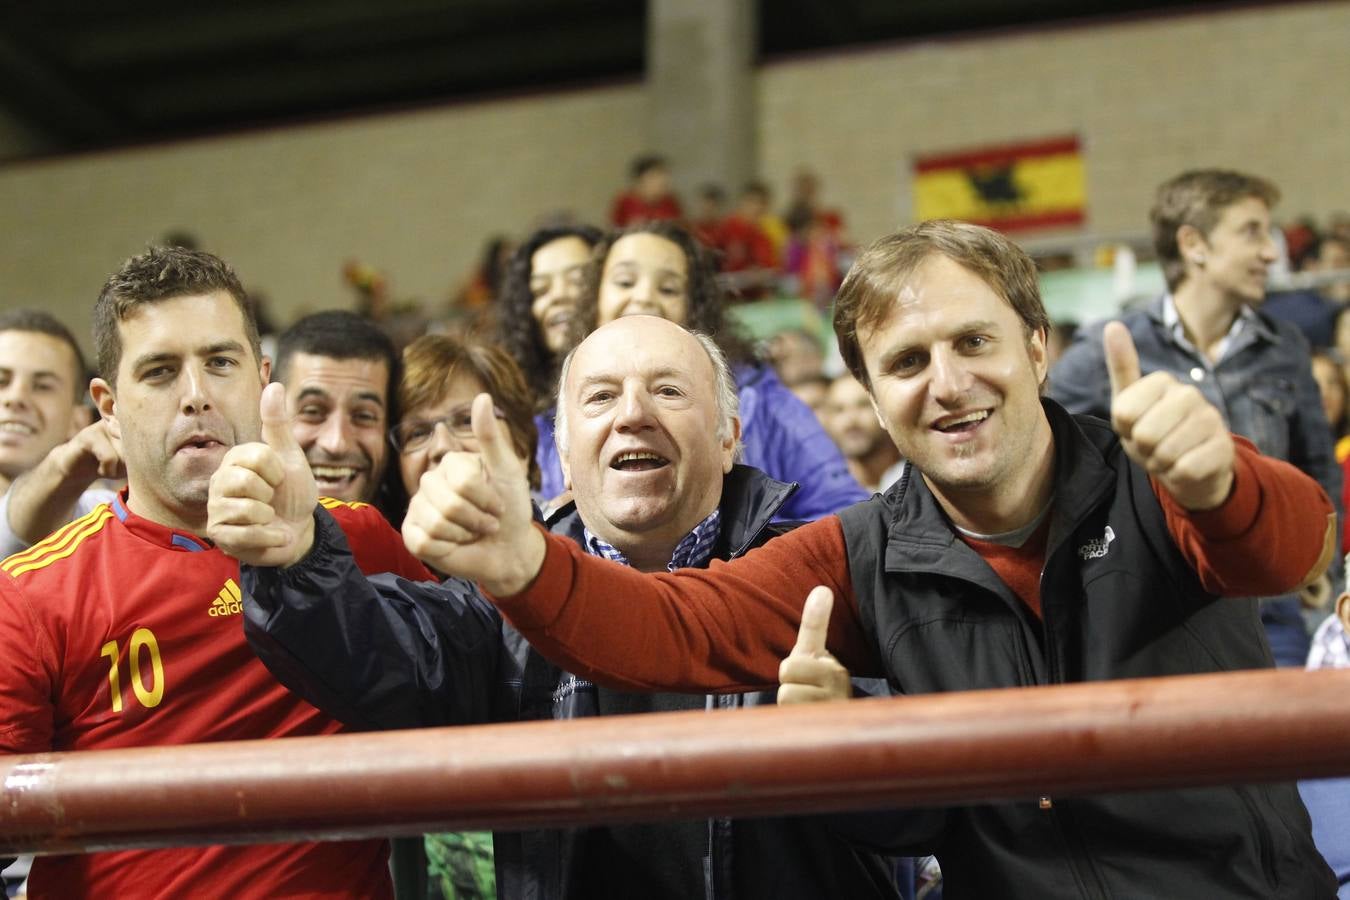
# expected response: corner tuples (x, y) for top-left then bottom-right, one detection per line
(391, 334), (541, 522)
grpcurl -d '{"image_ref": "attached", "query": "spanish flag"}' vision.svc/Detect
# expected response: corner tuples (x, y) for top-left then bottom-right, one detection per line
(913, 136), (1085, 232)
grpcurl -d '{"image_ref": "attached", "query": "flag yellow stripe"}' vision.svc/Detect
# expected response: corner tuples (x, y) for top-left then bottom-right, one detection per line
(914, 152), (1084, 222)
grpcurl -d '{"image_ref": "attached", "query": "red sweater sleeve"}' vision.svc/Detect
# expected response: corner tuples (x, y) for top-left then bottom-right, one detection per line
(1156, 436), (1336, 596)
(488, 515), (879, 693)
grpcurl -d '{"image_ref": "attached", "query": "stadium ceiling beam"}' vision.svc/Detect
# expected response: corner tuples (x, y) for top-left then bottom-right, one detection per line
(0, 28), (124, 144)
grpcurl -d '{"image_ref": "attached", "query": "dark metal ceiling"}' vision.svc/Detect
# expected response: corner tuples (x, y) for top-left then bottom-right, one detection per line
(0, 0), (1251, 160)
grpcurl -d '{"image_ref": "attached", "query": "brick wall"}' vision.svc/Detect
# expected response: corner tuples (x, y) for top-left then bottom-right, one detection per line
(758, 1), (1350, 247)
(0, 84), (645, 338)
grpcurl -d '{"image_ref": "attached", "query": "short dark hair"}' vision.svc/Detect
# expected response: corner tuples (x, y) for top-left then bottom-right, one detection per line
(0, 309), (88, 401)
(274, 310), (403, 522)
(631, 154), (667, 180)
(833, 220), (1049, 389)
(1150, 169), (1280, 291)
(494, 224), (604, 412)
(273, 310), (399, 394)
(94, 246), (260, 385)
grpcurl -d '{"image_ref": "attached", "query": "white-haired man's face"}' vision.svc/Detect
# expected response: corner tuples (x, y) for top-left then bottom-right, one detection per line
(559, 316), (736, 563)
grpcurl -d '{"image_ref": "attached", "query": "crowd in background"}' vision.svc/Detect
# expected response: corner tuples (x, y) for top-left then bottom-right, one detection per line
(246, 154), (1350, 532)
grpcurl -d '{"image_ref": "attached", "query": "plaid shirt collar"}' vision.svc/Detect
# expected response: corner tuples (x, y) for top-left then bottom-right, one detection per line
(1307, 613), (1350, 670)
(584, 507), (722, 571)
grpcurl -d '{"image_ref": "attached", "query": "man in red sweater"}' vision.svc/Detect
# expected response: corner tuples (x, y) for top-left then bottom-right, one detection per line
(399, 220), (1338, 898)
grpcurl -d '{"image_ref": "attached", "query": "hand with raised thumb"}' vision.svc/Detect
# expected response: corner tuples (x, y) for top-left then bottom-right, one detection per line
(1104, 321), (1235, 511)
(403, 392), (544, 595)
(777, 586), (853, 705)
(208, 381), (319, 567)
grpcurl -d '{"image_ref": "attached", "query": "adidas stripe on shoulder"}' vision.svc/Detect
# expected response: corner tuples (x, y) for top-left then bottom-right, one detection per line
(318, 497), (371, 511)
(1, 506), (115, 579)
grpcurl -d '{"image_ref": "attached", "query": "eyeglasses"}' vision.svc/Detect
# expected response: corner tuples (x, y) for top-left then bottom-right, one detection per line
(389, 403), (506, 454)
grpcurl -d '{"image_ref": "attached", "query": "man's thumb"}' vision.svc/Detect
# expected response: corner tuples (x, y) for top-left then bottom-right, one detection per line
(470, 392), (515, 475)
(1104, 321), (1142, 398)
(792, 586), (834, 656)
(259, 382), (298, 452)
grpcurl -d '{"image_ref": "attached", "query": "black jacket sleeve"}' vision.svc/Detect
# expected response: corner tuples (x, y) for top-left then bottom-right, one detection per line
(241, 506), (508, 731)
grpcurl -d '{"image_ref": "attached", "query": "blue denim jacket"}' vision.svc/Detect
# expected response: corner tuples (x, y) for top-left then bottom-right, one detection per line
(1048, 296), (1343, 664)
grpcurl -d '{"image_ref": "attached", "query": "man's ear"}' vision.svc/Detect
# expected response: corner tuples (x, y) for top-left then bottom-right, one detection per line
(559, 441), (571, 490)
(1337, 590), (1350, 632)
(1028, 325), (1050, 387)
(721, 416), (742, 474)
(1177, 224), (1209, 268)
(89, 379), (119, 441)
(259, 355), (272, 384)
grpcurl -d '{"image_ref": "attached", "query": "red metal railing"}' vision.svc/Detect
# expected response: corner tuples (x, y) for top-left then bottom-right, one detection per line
(3, 668), (1349, 855)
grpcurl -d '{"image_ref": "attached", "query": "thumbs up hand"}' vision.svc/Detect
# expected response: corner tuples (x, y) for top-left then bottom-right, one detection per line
(1104, 321), (1235, 511)
(208, 382), (319, 567)
(402, 393), (545, 595)
(777, 586), (852, 705)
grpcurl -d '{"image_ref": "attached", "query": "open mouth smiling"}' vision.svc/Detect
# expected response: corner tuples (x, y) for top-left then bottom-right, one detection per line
(932, 410), (990, 434)
(610, 450), (671, 472)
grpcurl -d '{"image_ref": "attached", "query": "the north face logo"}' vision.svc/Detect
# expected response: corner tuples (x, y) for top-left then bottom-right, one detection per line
(1077, 526), (1115, 560)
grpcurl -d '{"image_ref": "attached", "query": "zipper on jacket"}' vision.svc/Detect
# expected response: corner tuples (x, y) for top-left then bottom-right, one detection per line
(1037, 548), (1115, 898)
(1037, 560), (1062, 686)
(1236, 786), (1280, 889)
(705, 693), (742, 900)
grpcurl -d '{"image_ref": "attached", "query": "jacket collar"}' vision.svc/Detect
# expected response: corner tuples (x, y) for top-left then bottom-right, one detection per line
(1146, 292), (1282, 349)
(545, 464), (798, 562)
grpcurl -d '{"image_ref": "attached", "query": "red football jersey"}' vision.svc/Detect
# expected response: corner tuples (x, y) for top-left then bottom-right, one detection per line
(0, 491), (432, 899)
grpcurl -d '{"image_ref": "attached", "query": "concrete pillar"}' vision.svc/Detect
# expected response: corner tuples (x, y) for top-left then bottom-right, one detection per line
(646, 0), (757, 199)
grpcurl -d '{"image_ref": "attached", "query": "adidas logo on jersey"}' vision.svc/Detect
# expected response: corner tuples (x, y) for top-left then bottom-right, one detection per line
(209, 578), (243, 617)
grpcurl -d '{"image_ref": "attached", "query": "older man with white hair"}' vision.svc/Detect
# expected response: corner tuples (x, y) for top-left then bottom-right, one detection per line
(209, 315), (901, 900)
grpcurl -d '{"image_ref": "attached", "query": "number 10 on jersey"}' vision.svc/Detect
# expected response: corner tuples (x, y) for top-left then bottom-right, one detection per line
(100, 627), (165, 713)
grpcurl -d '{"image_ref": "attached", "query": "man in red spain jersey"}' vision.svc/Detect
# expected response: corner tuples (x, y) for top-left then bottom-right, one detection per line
(0, 246), (429, 899)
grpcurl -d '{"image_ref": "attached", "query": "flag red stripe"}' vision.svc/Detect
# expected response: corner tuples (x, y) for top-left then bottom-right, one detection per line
(914, 137), (1081, 174)
(963, 209), (1086, 232)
